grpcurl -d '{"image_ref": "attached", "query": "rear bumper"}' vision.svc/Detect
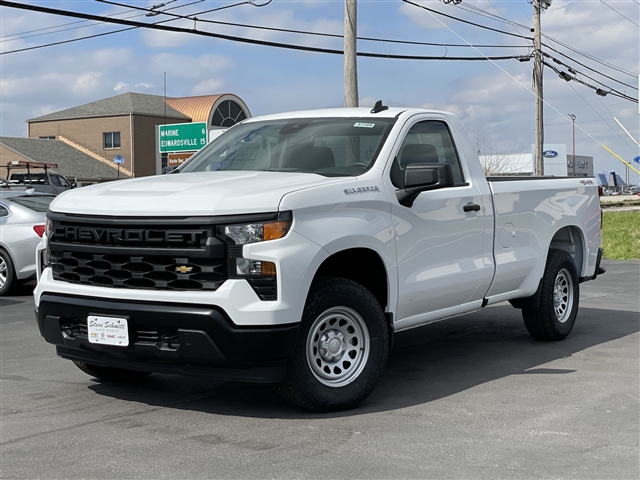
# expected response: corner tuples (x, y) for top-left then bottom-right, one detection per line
(580, 247), (606, 283)
(36, 293), (299, 383)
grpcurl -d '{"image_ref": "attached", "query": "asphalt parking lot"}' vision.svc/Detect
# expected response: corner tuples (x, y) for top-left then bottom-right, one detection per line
(1, 260), (638, 479)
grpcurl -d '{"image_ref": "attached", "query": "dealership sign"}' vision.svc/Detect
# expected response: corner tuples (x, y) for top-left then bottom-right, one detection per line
(159, 122), (208, 153)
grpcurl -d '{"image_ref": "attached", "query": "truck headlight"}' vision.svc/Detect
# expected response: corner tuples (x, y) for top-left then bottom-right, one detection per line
(218, 212), (291, 279)
(219, 212), (292, 245)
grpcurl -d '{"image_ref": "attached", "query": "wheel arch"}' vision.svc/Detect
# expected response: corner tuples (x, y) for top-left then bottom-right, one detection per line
(548, 225), (586, 278)
(510, 225), (585, 310)
(312, 247), (393, 345)
(313, 247), (389, 311)
(0, 244), (16, 268)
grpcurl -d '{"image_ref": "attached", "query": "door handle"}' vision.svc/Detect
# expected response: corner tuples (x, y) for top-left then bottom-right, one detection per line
(463, 203), (481, 212)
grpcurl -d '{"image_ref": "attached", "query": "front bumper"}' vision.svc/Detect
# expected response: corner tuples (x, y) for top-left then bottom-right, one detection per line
(37, 294), (299, 383)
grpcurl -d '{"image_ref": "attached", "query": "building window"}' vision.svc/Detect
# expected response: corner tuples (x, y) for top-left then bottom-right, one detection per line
(211, 100), (246, 128)
(103, 132), (121, 149)
(39, 135), (55, 139)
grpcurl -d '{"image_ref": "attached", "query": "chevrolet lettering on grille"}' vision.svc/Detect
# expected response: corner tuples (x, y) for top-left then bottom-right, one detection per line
(53, 226), (207, 245)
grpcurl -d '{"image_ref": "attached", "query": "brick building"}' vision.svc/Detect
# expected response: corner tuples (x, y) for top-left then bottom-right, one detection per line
(25, 92), (250, 179)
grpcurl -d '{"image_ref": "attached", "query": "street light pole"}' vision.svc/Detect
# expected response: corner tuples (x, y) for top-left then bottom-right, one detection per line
(569, 113), (576, 177)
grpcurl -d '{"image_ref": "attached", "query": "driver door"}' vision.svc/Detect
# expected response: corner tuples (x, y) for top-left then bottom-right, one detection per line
(389, 118), (493, 328)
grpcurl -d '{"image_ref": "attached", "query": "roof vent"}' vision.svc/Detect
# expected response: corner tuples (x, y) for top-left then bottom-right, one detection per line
(370, 100), (389, 114)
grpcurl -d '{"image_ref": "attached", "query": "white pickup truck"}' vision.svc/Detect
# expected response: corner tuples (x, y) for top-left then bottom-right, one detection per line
(35, 105), (604, 411)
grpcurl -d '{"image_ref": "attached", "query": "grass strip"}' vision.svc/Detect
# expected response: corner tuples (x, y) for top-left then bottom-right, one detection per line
(602, 210), (640, 260)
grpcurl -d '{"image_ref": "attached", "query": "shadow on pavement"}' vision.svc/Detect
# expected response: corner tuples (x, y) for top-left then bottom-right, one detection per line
(87, 304), (639, 419)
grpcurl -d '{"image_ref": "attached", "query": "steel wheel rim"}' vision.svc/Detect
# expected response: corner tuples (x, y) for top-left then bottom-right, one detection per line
(0, 256), (6, 289)
(306, 306), (370, 388)
(553, 268), (573, 323)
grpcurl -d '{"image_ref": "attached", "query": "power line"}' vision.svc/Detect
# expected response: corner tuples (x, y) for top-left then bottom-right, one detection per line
(544, 53), (638, 96)
(455, 2), (531, 31)
(410, 0), (639, 169)
(405, 0), (636, 81)
(599, 0), (640, 28)
(95, 0), (531, 49)
(542, 44), (638, 91)
(0, 7), (139, 40)
(543, 60), (637, 104)
(401, 0), (534, 40)
(1, 10), (148, 43)
(453, 0), (637, 78)
(0, 1), (531, 61)
(542, 36), (636, 78)
(562, 76), (639, 152)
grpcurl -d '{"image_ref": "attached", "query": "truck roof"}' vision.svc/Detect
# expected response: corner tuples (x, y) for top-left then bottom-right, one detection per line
(244, 107), (452, 122)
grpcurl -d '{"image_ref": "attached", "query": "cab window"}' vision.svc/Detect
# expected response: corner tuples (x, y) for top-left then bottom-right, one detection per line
(394, 121), (465, 186)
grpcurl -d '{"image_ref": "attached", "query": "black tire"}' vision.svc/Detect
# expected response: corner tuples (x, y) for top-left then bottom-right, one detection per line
(522, 249), (580, 341)
(73, 361), (152, 382)
(0, 248), (16, 296)
(279, 277), (389, 412)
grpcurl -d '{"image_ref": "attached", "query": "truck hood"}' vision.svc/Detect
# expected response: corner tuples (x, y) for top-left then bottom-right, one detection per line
(50, 171), (349, 216)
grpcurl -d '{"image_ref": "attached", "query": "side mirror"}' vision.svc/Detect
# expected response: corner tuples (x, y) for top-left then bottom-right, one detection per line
(71, 182), (77, 189)
(396, 163), (454, 207)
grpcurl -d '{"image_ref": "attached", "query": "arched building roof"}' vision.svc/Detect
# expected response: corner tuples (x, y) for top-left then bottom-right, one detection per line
(166, 94), (251, 128)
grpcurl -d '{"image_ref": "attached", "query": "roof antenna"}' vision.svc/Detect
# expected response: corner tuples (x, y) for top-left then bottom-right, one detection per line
(370, 100), (388, 114)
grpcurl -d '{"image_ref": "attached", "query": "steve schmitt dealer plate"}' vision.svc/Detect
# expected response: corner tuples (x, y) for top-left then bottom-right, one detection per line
(87, 315), (129, 347)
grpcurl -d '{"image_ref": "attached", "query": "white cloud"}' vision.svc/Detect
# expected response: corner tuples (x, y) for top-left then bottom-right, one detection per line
(73, 72), (102, 92)
(191, 79), (224, 96)
(113, 82), (129, 92)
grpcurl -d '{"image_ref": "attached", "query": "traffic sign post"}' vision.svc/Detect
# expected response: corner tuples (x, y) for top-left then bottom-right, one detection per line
(159, 122), (208, 154)
(113, 155), (124, 179)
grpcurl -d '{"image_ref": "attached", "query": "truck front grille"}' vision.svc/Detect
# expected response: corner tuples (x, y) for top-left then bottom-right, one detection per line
(49, 215), (228, 292)
(51, 251), (226, 291)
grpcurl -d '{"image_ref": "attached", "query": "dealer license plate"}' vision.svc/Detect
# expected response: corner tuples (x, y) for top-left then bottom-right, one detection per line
(87, 315), (129, 347)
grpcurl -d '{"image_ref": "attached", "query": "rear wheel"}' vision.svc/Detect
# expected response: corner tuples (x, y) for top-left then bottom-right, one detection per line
(0, 249), (16, 296)
(279, 277), (389, 412)
(73, 361), (151, 382)
(522, 249), (579, 341)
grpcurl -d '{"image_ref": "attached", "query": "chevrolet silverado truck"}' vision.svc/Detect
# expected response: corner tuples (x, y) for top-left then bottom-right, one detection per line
(35, 104), (604, 411)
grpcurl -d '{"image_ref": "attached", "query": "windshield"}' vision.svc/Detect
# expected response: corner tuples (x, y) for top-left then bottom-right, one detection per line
(179, 117), (395, 176)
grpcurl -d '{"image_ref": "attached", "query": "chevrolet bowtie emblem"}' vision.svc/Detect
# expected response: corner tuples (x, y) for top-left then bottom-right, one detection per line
(175, 266), (193, 274)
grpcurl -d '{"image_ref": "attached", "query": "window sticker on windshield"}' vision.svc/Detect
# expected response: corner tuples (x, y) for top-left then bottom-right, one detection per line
(354, 122), (375, 128)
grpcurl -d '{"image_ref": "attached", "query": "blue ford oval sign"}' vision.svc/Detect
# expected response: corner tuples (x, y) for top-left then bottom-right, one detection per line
(633, 155), (640, 164)
(543, 150), (559, 158)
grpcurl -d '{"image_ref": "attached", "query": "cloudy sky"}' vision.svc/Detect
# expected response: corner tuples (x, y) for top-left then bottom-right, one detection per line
(1, 0), (638, 180)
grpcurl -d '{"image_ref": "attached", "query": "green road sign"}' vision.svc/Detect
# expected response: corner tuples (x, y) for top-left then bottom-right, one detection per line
(159, 122), (208, 153)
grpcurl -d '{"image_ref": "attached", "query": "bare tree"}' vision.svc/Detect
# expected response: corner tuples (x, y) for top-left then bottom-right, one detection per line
(474, 129), (529, 176)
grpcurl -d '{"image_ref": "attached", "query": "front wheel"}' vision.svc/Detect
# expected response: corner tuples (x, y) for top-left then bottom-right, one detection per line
(279, 277), (389, 412)
(522, 249), (580, 341)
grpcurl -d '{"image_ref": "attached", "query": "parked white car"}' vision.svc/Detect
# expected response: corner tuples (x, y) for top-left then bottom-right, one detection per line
(0, 192), (53, 295)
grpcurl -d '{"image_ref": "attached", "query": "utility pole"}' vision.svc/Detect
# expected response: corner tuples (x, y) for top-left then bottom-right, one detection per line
(533, 0), (544, 176)
(344, 0), (358, 107)
(569, 113), (576, 176)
